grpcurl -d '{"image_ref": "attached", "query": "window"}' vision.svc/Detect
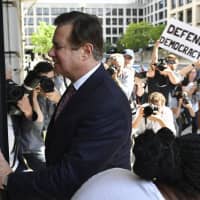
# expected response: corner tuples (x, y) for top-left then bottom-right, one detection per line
(51, 17), (56, 24)
(155, 3), (158, 10)
(139, 18), (143, 22)
(43, 17), (49, 24)
(187, 8), (192, 23)
(112, 18), (117, 25)
(37, 17), (42, 25)
(106, 37), (111, 43)
(119, 28), (123, 34)
(106, 18), (111, 25)
(151, 5), (153, 12)
(119, 18), (123, 25)
(151, 15), (153, 22)
(159, 11), (163, 20)
(43, 8), (49, 15)
(112, 8), (117, 16)
(28, 18), (34, 25)
(28, 27), (34, 35)
(24, 18), (28, 25)
(132, 9), (137, 15)
(113, 37), (118, 44)
(118, 9), (123, 16)
(112, 28), (117, 35)
(139, 9), (143, 16)
(106, 28), (111, 34)
(178, 0), (183, 6)
(51, 8), (61, 15)
(36, 8), (42, 15)
(27, 8), (33, 15)
(159, 0), (164, 9)
(91, 8), (96, 15)
(106, 8), (111, 16)
(171, 0), (176, 9)
(133, 18), (137, 23)
(126, 8), (131, 16)
(178, 11), (183, 21)
(126, 18), (131, 25)
(98, 8), (103, 16)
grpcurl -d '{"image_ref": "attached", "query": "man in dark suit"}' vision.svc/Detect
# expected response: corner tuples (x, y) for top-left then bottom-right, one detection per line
(0, 11), (132, 199)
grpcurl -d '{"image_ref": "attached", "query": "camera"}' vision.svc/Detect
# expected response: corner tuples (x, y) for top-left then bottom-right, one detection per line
(6, 79), (25, 115)
(107, 66), (117, 76)
(23, 70), (41, 93)
(143, 104), (158, 117)
(182, 92), (190, 104)
(155, 58), (167, 71)
(23, 70), (54, 93)
(6, 79), (25, 103)
(172, 86), (190, 104)
(40, 76), (54, 92)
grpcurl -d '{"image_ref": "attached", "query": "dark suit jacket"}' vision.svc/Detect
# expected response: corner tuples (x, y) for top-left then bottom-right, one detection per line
(7, 64), (132, 200)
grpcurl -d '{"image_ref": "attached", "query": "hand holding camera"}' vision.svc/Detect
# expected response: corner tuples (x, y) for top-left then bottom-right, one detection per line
(44, 89), (61, 104)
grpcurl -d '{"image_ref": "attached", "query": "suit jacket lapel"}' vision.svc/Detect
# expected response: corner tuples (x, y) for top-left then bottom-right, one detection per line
(54, 64), (107, 118)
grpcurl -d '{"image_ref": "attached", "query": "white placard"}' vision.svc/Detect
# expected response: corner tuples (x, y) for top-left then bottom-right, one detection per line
(159, 18), (200, 61)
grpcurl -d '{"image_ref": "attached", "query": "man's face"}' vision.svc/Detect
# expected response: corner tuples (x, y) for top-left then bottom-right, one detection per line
(48, 24), (82, 81)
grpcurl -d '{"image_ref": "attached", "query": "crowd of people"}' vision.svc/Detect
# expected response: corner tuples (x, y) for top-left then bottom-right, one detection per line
(1, 10), (200, 200)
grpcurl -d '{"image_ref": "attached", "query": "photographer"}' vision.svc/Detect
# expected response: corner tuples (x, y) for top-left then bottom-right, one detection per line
(10, 62), (63, 171)
(147, 40), (200, 105)
(107, 53), (134, 101)
(132, 92), (176, 136)
(7, 79), (45, 171)
(170, 86), (195, 136)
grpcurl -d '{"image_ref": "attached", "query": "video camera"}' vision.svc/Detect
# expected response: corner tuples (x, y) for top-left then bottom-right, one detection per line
(143, 104), (158, 118)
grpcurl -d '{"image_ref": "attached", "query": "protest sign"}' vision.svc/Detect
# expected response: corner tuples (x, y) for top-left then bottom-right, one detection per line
(159, 18), (200, 61)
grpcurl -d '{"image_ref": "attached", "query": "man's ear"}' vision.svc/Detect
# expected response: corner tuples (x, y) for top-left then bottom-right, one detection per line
(80, 43), (93, 60)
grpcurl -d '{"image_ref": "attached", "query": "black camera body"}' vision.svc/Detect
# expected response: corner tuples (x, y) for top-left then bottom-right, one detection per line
(23, 70), (54, 93)
(143, 104), (158, 117)
(172, 86), (190, 104)
(107, 66), (117, 76)
(6, 79), (25, 103)
(40, 76), (55, 92)
(155, 58), (167, 71)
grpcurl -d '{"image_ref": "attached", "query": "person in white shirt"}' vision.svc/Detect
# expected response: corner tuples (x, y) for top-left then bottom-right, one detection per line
(109, 53), (134, 100)
(132, 91), (176, 136)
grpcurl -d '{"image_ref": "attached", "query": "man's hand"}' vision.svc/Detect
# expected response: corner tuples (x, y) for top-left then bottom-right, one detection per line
(0, 151), (12, 189)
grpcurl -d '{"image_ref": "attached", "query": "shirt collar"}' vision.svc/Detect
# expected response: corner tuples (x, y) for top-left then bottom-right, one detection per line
(73, 63), (101, 90)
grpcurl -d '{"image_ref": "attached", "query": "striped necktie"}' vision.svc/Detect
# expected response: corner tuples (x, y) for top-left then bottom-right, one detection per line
(54, 84), (76, 120)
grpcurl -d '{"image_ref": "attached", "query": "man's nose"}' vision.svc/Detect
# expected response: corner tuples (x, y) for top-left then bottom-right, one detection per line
(48, 47), (54, 57)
